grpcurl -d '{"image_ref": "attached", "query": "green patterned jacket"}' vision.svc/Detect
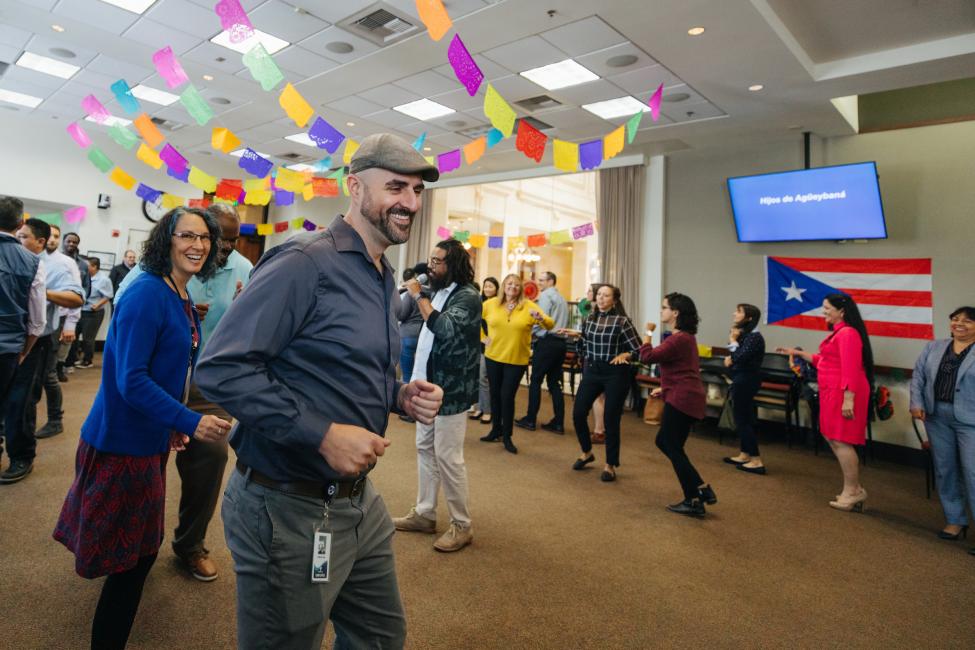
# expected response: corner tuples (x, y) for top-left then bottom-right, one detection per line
(422, 283), (482, 416)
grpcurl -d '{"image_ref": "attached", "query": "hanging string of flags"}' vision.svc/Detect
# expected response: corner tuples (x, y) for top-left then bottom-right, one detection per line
(435, 221), (597, 249)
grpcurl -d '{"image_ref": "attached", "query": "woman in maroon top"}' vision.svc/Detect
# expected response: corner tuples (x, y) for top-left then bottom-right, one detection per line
(639, 293), (716, 517)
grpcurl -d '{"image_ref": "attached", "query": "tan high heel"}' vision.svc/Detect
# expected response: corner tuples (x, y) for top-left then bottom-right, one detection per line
(829, 488), (868, 512)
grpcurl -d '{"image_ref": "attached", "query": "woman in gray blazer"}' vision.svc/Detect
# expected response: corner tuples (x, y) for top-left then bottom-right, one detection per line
(910, 306), (975, 550)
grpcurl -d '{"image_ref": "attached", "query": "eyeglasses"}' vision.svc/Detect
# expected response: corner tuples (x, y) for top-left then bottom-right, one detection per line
(173, 232), (212, 244)
(429, 256), (445, 267)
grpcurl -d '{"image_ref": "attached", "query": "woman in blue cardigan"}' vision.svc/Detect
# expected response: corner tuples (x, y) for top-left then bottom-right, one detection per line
(54, 208), (231, 650)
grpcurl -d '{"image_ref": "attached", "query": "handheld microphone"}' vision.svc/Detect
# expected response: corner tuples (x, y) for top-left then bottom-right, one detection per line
(412, 262), (430, 287)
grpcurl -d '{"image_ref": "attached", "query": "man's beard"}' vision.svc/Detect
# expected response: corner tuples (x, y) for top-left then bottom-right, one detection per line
(360, 188), (414, 245)
(429, 271), (450, 291)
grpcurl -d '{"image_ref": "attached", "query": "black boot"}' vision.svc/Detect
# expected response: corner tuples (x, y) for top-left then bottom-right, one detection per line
(502, 437), (518, 454)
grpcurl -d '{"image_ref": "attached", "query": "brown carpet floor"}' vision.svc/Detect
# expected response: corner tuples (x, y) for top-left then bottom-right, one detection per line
(2, 358), (973, 649)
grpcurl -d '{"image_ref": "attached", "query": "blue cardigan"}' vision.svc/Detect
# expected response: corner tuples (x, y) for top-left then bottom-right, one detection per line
(82, 272), (203, 456)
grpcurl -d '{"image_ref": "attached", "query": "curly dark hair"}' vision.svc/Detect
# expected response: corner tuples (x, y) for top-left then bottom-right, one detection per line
(140, 207), (221, 280)
(665, 292), (700, 335)
(825, 293), (875, 388)
(435, 239), (475, 287)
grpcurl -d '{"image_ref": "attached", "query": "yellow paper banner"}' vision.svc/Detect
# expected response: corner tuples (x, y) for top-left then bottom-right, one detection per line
(291, 218), (304, 229)
(508, 236), (525, 248)
(211, 127), (241, 154)
(162, 194), (184, 209)
(244, 178), (269, 193)
(343, 139), (360, 165)
(136, 143), (163, 170)
(468, 234), (487, 248)
(552, 140), (579, 172)
(244, 190), (272, 206)
(256, 223), (273, 236)
(549, 230), (572, 245)
(188, 166), (217, 193)
(302, 184), (315, 201)
(279, 83), (314, 128)
(484, 84), (516, 138)
(109, 167), (136, 191)
(275, 167), (305, 193)
(603, 125), (625, 160)
(463, 136), (486, 165)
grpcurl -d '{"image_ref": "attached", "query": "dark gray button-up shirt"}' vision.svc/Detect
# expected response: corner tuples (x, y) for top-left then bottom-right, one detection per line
(196, 215), (403, 482)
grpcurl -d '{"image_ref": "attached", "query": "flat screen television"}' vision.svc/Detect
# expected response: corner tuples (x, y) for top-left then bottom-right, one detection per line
(727, 161), (887, 242)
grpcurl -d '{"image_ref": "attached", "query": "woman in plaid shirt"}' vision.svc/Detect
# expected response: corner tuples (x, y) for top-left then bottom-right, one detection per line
(562, 285), (642, 482)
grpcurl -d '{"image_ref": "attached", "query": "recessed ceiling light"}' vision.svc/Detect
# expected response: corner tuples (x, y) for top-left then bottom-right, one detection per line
(84, 114), (132, 127)
(51, 24), (65, 32)
(663, 92), (691, 103)
(16, 51), (80, 79)
(326, 41), (354, 54)
(748, 84), (764, 92)
(203, 74), (214, 81)
(0, 89), (43, 108)
(49, 47), (76, 59)
(211, 29), (289, 55)
(423, 147), (431, 152)
(211, 97), (231, 105)
(98, 0), (157, 14)
(393, 98), (454, 121)
(287, 163), (316, 171)
(688, 26), (705, 36)
(346, 121), (355, 127)
(606, 54), (638, 68)
(582, 96), (651, 120)
(446, 119), (466, 128)
(131, 84), (179, 106)
(230, 148), (271, 158)
(520, 59), (599, 91)
(285, 132), (318, 148)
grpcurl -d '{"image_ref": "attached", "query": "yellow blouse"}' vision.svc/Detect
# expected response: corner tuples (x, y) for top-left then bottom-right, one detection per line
(482, 297), (554, 366)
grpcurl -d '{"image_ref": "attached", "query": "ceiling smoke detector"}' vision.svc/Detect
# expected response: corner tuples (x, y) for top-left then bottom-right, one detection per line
(663, 92), (691, 103)
(338, 3), (418, 47)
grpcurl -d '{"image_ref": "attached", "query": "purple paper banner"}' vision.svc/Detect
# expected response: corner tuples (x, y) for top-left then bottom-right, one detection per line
(307, 117), (345, 154)
(239, 223), (257, 235)
(572, 223), (595, 239)
(579, 139), (603, 170)
(274, 189), (295, 206)
(238, 148), (274, 178)
(437, 149), (462, 174)
(302, 219), (317, 231)
(159, 143), (188, 173)
(167, 166), (190, 182)
(447, 34), (483, 97)
(136, 183), (162, 203)
(488, 236), (503, 249)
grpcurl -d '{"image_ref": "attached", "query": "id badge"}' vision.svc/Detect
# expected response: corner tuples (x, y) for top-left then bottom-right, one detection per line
(311, 531), (331, 583)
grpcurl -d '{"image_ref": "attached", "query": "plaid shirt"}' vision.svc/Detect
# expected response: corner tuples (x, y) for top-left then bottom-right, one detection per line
(579, 310), (642, 362)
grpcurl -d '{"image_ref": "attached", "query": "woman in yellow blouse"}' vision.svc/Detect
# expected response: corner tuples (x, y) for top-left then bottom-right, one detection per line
(481, 274), (554, 454)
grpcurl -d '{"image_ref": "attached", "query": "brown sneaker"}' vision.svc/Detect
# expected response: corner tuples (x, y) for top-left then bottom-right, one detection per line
(392, 506), (436, 533)
(182, 552), (218, 582)
(433, 523), (473, 552)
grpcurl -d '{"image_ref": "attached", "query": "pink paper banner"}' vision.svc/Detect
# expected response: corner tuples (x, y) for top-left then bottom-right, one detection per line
(436, 225), (452, 239)
(66, 123), (91, 148)
(81, 95), (110, 124)
(437, 149), (462, 174)
(64, 206), (87, 224)
(447, 34), (483, 97)
(152, 46), (189, 89)
(647, 83), (663, 121)
(214, 0), (255, 44)
(572, 223), (595, 240)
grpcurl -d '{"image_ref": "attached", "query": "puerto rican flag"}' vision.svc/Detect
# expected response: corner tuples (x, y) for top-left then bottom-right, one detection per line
(766, 257), (933, 339)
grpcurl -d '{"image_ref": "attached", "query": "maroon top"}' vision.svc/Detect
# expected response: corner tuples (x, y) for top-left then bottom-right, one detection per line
(639, 331), (707, 420)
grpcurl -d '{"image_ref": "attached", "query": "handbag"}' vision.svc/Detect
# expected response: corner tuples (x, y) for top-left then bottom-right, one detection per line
(643, 395), (665, 425)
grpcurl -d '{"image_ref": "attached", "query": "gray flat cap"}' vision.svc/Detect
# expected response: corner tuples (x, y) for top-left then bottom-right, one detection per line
(349, 133), (440, 183)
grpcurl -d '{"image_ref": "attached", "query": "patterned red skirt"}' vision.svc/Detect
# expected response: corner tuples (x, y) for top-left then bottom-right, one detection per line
(53, 440), (169, 578)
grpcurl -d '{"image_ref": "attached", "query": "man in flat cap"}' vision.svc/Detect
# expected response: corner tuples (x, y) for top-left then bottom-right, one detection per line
(197, 133), (444, 649)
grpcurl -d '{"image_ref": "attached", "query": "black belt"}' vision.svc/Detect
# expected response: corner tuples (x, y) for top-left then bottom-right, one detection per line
(236, 461), (365, 501)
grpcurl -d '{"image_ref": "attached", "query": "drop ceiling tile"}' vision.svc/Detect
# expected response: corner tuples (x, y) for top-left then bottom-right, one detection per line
(434, 57), (507, 82)
(262, 139), (319, 159)
(427, 112), (487, 132)
(147, 0), (222, 39)
(0, 44), (21, 64)
(548, 79), (627, 107)
(427, 132), (475, 149)
(52, 0), (142, 34)
(37, 98), (84, 118)
(273, 45), (338, 79)
(250, 1), (330, 43)
(481, 36), (566, 74)
(0, 24), (33, 50)
(325, 95), (386, 116)
(395, 121), (447, 138)
(87, 54), (155, 84)
(636, 113), (673, 128)
(0, 76), (55, 100)
(532, 107), (607, 131)
(540, 16), (626, 58)
(16, 0), (59, 10)
(385, 0), (488, 21)
(3, 65), (70, 92)
(296, 0), (375, 23)
(184, 42), (247, 74)
(393, 70), (459, 98)
(71, 68), (121, 92)
(429, 87), (482, 112)
(662, 100), (725, 122)
(299, 26), (380, 65)
(237, 123), (292, 145)
(184, 0), (265, 10)
(151, 104), (193, 123)
(646, 83), (707, 106)
(122, 17), (202, 55)
(361, 108), (418, 129)
(488, 74), (546, 103)
(578, 42), (657, 79)
(357, 84), (421, 109)
(51, 80), (97, 100)
(24, 35), (99, 68)
(608, 63), (681, 96)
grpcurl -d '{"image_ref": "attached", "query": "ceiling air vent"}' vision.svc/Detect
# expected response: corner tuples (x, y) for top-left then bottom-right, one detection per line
(150, 116), (183, 132)
(514, 95), (562, 112)
(338, 3), (418, 47)
(279, 152), (312, 162)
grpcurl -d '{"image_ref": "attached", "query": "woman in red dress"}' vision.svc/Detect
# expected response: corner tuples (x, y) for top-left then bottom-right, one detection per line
(779, 293), (873, 512)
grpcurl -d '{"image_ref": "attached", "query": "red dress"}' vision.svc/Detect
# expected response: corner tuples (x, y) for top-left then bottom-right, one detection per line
(811, 322), (870, 445)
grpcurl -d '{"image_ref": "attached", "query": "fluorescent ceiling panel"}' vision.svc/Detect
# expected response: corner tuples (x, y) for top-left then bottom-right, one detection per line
(230, 148), (271, 158)
(0, 89), (43, 108)
(84, 114), (133, 127)
(286, 163), (316, 171)
(519, 59), (599, 90)
(98, 0), (156, 14)
(284, 132), (317, 148)
(131, 84), (179, 106)
(16, 51), (80, 79)
(392, 98), (454, 121)
(582, 96), (650, 120)
(211, 29), (289, 55)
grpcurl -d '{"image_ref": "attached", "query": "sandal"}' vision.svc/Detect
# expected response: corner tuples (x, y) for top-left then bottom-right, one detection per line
(480, 414), (492, 424)
(468, 410), (483, 420)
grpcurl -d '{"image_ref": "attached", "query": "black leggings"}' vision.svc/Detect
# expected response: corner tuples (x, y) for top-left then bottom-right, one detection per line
(485, 358), (526, 440)
(731, 378), (761, 457)
(91, 553), (157, 650)
(572, 362), (631, 466)
(655, 403), (704, 500)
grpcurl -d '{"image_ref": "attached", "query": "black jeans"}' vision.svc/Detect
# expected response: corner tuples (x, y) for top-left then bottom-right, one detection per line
(573, 361), (630, 467)
(66, 309), (106, 366)
(655, 402), (705, 500)
(39, 318), (64, 423)
(0, 352), (18, 401)
(2, 334), (51, 463)
(91, 553), (157, 650)
(731, 376), (761, 457)
(485, 358), (526, 440)
(525, 336), (566, 426)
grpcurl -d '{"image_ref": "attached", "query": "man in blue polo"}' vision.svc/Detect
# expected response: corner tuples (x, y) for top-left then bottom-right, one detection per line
(196, 133), (444, 649)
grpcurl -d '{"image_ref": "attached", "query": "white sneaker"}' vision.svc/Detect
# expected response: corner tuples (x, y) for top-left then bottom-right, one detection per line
(433, 523), (473, 552)
(392, 506), (436, 533)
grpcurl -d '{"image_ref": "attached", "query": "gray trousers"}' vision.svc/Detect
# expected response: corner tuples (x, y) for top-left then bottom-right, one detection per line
(222, 469), (406, 650)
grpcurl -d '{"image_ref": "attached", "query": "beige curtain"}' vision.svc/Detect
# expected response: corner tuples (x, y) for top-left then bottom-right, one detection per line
(404, 188), (437, 270)
(597, 165), (645, 320)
